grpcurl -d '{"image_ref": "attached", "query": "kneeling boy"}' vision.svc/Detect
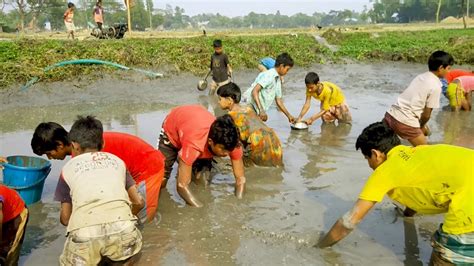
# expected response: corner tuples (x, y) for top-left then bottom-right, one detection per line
(0, 184), (28, 265)
(296, 72), (351, 125)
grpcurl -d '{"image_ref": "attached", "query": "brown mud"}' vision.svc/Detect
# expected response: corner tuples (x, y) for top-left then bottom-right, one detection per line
(0, 62), (473, 265)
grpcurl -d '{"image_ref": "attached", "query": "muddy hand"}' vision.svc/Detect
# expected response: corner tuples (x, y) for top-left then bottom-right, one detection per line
(235, 183), (244, 199)
(288, 115), (296, 124)
(235, 177), (246, 199)
(313, 231), (327, 248)
(177, 185), (203, 207)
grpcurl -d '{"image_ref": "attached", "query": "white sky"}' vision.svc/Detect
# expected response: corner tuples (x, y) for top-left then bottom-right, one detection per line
(154, 0), (373, 17)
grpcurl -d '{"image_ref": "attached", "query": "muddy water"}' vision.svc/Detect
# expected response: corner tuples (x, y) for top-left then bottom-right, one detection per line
(1, 62), (473, 265)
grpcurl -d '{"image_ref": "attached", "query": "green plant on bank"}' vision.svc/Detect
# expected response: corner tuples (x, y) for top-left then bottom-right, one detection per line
(0, 28), (472, 89)
(0, 35), (323, 88)
(323, 28), (474, 63)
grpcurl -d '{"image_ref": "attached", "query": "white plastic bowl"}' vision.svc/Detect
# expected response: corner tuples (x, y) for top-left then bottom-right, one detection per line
(290, 122), (308, 130)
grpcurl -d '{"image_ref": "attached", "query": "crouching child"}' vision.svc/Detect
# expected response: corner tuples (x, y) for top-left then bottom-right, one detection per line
(0, 183), (29, 265)
(55, 116), (144, 265)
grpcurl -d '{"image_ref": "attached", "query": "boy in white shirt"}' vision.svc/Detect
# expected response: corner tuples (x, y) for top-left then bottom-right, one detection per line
(384, 50), (454, 146)
(56, 116), (144, 265)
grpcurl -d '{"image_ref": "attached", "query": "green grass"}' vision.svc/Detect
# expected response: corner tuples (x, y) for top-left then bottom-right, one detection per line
(0, 35), (324, 88)
(1, 28), (472, 88)
(325, 28), (474, 63)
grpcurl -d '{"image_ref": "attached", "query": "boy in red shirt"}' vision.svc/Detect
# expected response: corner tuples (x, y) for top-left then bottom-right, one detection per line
(31, 124), (165, 223)
(158, 105), (245, 207)
(0, 183), (28, 265)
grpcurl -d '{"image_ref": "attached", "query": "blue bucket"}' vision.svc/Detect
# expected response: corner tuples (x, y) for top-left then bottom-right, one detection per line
(2, 155), (51, 205)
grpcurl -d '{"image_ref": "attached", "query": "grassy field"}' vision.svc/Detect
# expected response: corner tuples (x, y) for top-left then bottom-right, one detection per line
(0, 23), (473, 88)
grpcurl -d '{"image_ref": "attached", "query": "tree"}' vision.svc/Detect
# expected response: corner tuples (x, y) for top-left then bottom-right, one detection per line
(461, 0), (467, 28)
(436, 0), (442, 23)
(145, 0), (152, 28)
(11, 0), (27, 30)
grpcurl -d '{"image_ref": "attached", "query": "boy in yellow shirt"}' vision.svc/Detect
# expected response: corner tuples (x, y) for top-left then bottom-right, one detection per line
(296, 72), (351, 125)
(318, 122), (474, 265)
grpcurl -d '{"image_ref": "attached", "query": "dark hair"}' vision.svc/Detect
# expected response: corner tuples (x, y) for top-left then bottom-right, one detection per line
(217, 82), (241, 103)
(68, 2), (74, 8)
(209, 115), (240, 151)
(355, 122), (400, 157)
(69, 116), (103, 151)
(305, 72), (320, 84)
(428, 50), (454, 71)
(31, 122), (70, 155)
(213, 39), (222, 47)
(275, 52), (294, 68)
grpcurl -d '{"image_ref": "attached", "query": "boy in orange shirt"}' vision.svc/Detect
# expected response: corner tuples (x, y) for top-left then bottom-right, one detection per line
(0, 183), (28, 265)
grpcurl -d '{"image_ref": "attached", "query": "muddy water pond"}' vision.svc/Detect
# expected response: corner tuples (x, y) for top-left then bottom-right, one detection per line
(1, 62), (472, 265)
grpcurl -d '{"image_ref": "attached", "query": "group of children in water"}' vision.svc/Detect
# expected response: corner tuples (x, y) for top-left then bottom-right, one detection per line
(1, 40), (473, 265)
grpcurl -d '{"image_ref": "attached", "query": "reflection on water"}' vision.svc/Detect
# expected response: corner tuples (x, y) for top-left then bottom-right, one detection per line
(0, 62), (472, 265)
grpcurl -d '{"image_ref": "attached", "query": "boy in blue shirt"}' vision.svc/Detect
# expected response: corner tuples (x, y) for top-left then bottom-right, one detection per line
(243, 53), (296, 123)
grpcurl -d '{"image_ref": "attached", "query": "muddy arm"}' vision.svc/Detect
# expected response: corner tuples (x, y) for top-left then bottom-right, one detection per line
(305, 101), (327, 125)
(419, 107), (432, 128)
(318, 199), (375, 248)
(297, 95), (312, 121)
(305, 110), (327, 125)
(127, 185), (145, 215)
(231, 158), (246, 199)
(275, 97), (295, 123)
(60, 202), (72, 226)
(252, 84), (268, 121)
(177, 158), (203, 207)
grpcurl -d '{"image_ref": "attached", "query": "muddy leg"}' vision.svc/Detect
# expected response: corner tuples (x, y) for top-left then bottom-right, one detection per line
(157, 134), (179, 188)
(428, 250), (454, 266)
(408, 133), (427, 146)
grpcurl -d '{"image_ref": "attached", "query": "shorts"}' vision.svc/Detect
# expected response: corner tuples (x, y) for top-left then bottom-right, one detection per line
(431, 225), (474, 264)
(158, 129), (213, 181)
(322, 101), (352, 124)
(64, 21), (75, 32)
(60, 220), (142, 265)
(383, 112), (423, 140)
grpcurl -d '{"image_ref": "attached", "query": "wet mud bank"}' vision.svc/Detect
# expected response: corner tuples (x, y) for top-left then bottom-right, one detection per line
(1, 62), (473, 265)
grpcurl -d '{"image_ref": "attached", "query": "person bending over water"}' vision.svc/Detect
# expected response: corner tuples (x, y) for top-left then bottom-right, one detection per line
(217, 82), (283, 167)
(319, 121), (474, 266)
(158, 105), (245, 207)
